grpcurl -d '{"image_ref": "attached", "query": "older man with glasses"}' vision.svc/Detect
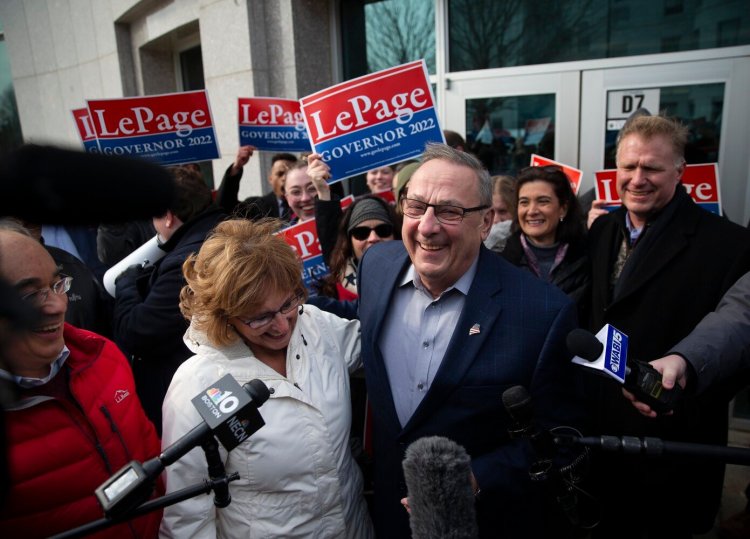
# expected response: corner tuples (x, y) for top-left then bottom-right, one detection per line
(0, 222), (162, 538)
(356, 143), (585, 539)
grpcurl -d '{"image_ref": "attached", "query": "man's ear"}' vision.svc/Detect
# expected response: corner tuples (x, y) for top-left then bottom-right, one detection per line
(479, 208), (493, 241)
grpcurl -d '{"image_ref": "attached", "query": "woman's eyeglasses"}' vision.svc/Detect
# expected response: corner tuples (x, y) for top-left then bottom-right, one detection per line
(238, 290), (305, 329)
(350, 224), (394, 241)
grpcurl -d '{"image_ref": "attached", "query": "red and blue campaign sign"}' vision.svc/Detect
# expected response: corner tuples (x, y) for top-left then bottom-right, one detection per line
(530, 154), (582, 194)
(86, 90), (220, 166)
(279, 219), (329, 291)
(595, 163), (721, 215)
(238, 97), (311, 152)
(300, 60), (444, 182)
(71, 108), (100, 153)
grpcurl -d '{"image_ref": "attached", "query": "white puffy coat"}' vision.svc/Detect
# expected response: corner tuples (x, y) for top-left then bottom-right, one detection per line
(159, 304), (374, 539)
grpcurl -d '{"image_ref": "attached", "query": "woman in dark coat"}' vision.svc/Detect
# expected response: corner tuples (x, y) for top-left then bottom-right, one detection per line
(502, 165), (589, 320)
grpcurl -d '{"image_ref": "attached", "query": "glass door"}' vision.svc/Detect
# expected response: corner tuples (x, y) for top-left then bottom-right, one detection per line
(442, 70), (581, 176)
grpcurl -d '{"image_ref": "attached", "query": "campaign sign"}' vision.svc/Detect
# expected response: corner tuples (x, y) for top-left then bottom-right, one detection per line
(238, 97), (311, 152)
(594, 169), (622, 211)
(71, 108), (100, 153)
(595, 164), (721, 215)
(530, 154), (582, 194)
(87, 90), (220, 166)
(279, 218), (329, 291)
(300, 60), (444, 182)
(682, 163), (721, 216)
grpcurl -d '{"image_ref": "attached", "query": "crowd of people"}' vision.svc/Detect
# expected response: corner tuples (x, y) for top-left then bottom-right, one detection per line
(0, 115), (749, 539)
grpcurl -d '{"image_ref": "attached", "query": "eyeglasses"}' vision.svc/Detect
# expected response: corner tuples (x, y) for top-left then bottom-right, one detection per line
(238, 290), (305, 329)
(350, 223), (394, 241)
(400, 197), (489, 224)
(20, 275), (73, 307)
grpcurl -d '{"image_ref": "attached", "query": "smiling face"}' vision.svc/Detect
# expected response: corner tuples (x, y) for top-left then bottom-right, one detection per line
(228, 287), (299, 360)
(284, 167), (317, 221)
(616, 133), (684, 228)
(403, 159), (492, 298)
(517, 180), (567, 246)
(350, 218), (394, 260)
(366, 167), (395, 193)
(0, 232), (68, 378)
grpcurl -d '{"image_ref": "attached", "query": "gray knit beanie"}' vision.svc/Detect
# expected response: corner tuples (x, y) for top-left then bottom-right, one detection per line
(347, 198), (392, 233)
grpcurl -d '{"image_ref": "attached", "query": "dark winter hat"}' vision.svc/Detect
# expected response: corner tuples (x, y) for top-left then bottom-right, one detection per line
(348, 198), (392, 233)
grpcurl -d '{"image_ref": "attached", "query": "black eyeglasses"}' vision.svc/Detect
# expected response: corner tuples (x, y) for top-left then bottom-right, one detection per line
(20, 275), (73, 307)
(350, 223), (394, 241)
(238, 290), (305, 330)
(400, 197), (489, 224)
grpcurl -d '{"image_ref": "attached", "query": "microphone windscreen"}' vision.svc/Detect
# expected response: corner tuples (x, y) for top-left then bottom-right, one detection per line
(0, 145), (175, 224)
(566, 329), (603, 361)
(402, 436), (478, 539)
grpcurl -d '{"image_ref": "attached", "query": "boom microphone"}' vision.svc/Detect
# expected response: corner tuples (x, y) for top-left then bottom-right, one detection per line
(402, 436), (478, 539)
(0, 145), (175, 224)
(95, 375), (270, 519)
(567, 326), (683, 413)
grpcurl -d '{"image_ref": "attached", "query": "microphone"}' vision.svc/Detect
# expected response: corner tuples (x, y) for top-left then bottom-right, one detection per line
(402, 436), (478, 539)
(502, 386), (587, 527)
(0, 144), (175, 224)
(95, 375), (270, 518)
(567, 326), (683, 414)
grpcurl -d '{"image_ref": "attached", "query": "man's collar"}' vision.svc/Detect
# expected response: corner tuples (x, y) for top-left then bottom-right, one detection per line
(0, 346), (70, 388)
(399, 254), (479, 299)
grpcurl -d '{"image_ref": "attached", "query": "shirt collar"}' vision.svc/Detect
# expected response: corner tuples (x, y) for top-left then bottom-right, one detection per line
(0, 346), (70, 388)
(399, 254), (480, 299)
(624, 211), (644, 245)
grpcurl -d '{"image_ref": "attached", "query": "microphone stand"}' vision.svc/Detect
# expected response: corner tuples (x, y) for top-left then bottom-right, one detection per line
(49, 443), (238, 539)
(555, 434), (750, 466)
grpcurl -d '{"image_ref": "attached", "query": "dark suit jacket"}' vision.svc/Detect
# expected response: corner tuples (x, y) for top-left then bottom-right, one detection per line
(587, 186), (750, 535)
(358, 241), (584, 538)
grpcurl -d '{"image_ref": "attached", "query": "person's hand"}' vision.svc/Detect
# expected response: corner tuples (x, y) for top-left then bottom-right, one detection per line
(587, 199), (609, 229)
(622, 354), (688, 418)
(231, 145), (255, 176)
(307, 153), (332, 201)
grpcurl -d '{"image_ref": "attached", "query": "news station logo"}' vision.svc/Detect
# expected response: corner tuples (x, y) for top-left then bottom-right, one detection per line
(604, 325), (629, 383)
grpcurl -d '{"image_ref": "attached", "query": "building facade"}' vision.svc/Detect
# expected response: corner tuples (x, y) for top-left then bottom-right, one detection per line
(1, 0), (749, 223)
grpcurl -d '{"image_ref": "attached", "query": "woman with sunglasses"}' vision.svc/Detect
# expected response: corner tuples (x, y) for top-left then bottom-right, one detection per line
(306, 154), (400, 301)
(160, 219), (374, 539)
(502, 165), (590, 319)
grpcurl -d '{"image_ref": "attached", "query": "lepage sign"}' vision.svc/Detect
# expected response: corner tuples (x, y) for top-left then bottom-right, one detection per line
(300, 60), (444, 182)
(530, 154), (582, 194)
(279, 218), (328, 291)
(238, 97), (311, 152)
(71, 108), (100, 153)
(86, 90), (220, 166)
(594, 163), (721, 215)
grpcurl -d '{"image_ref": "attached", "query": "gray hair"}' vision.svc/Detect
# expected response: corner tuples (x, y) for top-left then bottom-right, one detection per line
(419, 143), (492, 206)
(0, 218), (32, 236)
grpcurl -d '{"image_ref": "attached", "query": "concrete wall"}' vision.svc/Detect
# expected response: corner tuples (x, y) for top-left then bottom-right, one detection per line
(0, 0), (335, 198)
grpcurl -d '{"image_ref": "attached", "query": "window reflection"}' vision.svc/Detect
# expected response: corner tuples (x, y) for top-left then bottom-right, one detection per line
(448, 0), (750, 72)
(466, 94), (555, 176)
(603, 83), (724, 169)
(341, 0), (435, 79)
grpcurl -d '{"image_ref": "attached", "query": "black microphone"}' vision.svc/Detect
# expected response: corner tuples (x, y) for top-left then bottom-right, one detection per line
(567, 327), (683, 413)
(0, 144), (175, 224)
(502, 386), (591, 528)
(402, 436), (478, 539)
(95, 376), (270, 518)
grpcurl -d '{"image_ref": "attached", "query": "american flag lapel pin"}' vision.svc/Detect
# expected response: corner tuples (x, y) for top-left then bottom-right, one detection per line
(469, 323), (481, 336)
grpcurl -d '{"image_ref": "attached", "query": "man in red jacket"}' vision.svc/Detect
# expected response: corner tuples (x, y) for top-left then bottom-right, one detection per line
(0, 223), (163, 538)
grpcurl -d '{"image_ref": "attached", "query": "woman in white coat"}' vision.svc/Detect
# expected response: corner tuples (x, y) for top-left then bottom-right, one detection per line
(159, 219), (374, 539)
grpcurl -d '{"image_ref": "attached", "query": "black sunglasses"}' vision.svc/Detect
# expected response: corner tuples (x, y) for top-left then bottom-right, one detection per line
(350, 223), (394, 241)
